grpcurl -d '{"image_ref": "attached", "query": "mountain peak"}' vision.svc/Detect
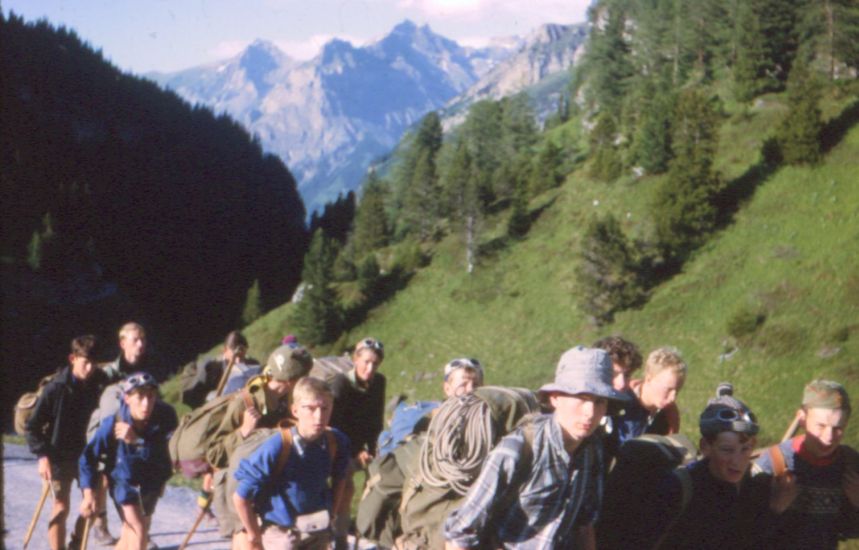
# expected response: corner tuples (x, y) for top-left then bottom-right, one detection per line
(391, 19), (419, 35)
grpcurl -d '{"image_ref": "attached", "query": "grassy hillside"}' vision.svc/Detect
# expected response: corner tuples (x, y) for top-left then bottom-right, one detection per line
(214, 91), (859, 454)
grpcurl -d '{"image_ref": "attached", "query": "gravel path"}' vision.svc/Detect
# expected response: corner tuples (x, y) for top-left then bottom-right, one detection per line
(4, 443), (232, 549)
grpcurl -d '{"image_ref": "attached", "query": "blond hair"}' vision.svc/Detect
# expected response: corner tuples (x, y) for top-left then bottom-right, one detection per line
(293, 376), (333, 404)
(118, 322), (145, 341)
(644, 347), (687, 381)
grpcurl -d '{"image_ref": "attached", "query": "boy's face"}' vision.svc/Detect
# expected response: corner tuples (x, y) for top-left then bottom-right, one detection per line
(701, 431), (755, 486)
(611, 363), (632, 392)
(291, 395), (332, 441)
(550, 392), (608, 443)
(801, 407), (848, 459)
(353, 349), (382, 385)
(642, 369), (683, 411)
(123, 386), (157, 422)
(120, 330), (146, 365)
(69, 354), (95, 381)
(443, 368), (481, 398)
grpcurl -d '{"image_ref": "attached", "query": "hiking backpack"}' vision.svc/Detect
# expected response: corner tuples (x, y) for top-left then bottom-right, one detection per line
(13, 370), (60, 436)
(167, 375), (267, 478)
(376, 400), (440, 458)
(309, 355), (353, 384)
(397, 386), (540, 549)
(596, 433), (697, 549)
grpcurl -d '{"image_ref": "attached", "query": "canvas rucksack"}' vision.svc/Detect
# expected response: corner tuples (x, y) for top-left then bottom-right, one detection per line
(13, 370), (60, 436)
(596, 433), (697, 549)
(309, 355), (353, 385)
(211, 423), (339, 538)
(168, 378), (261, 478)
(397, 386), (540, 549)
(376, 400), (440, 458)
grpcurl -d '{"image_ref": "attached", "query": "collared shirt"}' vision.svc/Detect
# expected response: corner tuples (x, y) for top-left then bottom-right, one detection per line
(443, 413), (603, 549)
(234, 426), (350, 528)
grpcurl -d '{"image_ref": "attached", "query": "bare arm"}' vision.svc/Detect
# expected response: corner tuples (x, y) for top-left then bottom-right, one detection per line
(232, 492), (263, 549)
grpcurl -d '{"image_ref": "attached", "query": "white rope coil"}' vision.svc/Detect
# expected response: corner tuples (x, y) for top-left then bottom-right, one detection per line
(418, 393), (495, 496)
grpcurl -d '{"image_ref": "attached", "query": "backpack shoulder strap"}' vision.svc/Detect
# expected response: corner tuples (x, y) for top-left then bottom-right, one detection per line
(324, 428), (338, 465)
(768, 444), (787, 477)
(275, 427), (293, 478)
(653, 466), (694, 550)
(241, 388), (255, 410)
(519, 420), (536, 472)
(673, 466), (693, 511)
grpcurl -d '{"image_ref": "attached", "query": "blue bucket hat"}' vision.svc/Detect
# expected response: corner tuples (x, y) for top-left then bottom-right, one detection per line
(538, 346), (630, 402)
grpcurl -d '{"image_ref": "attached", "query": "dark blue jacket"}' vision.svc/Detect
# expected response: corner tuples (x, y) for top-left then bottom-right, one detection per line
(26, 366), (108, 463)
(79, 398), (177, 504)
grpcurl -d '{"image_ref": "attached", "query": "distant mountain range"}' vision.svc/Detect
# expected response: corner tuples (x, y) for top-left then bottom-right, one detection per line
(150, 20), (588, 212)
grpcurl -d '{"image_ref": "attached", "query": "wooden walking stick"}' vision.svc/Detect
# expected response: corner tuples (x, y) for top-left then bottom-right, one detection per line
(213, 353), (239, 398)
(179, 506), (209, 550)
(781, 409), (802, 442)
(23, 482), (50, 548)
(80, 516), (92, 550)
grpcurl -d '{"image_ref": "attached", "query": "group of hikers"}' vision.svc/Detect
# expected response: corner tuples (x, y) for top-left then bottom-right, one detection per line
(19, 322), (859, 549)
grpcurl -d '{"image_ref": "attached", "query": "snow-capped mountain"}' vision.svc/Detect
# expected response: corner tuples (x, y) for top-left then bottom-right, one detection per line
(150, 20), (586, 212)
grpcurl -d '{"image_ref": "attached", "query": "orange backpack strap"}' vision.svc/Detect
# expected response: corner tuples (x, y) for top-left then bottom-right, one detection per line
(275, 427), (294, 478)
(768, 444), (787, 477)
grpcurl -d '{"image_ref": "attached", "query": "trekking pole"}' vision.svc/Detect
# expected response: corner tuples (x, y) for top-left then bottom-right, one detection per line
(23, 482), (50, 548)
(80, 516), (92, 550)
(214, 353), (239, 398)
(178, 507), (208, 550)
(781, 409), (802, 442)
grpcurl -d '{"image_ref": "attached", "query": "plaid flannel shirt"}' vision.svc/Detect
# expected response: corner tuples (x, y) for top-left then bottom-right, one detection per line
(444, 413), (604, 549)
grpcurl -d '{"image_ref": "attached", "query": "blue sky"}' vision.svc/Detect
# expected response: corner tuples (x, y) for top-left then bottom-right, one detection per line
(3, 0), (591, 74)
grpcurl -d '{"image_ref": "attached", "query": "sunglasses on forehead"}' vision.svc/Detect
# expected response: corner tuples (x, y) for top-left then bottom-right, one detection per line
(447, 358), (481, 370)
(356, 338), (384, 353)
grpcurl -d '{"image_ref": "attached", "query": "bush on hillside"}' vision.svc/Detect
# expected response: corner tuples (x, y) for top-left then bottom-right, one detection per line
(726, 306), (766, 340)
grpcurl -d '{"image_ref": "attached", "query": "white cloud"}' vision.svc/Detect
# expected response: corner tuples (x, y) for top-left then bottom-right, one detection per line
(209, 39), (252, 60)
(400, 0), (588, 21)
(275, 33), (365, 60)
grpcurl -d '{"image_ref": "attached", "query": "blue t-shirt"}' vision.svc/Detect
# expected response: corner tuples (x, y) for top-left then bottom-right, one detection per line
(235, 426), (350, 528)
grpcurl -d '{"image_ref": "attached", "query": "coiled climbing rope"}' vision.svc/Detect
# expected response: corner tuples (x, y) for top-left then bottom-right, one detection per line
(418, 393), (495, 496)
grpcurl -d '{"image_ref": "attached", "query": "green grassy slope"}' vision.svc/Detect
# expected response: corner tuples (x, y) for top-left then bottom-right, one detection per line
(178, 93), (858, 453)
(322, 100), (859, 450)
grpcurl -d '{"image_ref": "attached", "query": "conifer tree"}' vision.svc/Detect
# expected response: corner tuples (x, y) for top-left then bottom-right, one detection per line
(653, 89), (721, 260)
(529, 140), (564, 195)
(576, 213), (646, 325)
(777, 61), (823, 165)
(507, 179), (531, 239)
(352, 173), (390, 258)
(582, 1), (634, 114)
(240, 279), (263, 326)
(444, 139), (482, 273)
(589, 112), (622, 182)
(27, 230), (43, 271)
(631, 82), (674, 175)
(291, 230), (342, 345)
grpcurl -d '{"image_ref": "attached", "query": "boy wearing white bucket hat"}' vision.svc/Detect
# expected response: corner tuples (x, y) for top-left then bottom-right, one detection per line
(444, 346), (629, 549)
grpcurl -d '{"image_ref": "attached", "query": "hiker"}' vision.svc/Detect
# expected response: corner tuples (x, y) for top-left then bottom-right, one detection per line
(632, 383), (782, 549)
(180, 330), (261, 409)
(593, 335), (642, 392)
(86, 321), (159, 544)
(233, 376), (350, 550)
(328, 336), (387, 546)
(594, 336), (643, 462)
(206, 344), (313, 548)
(606, 346), (685, 459)
(443, 345), (629, 549)
(442, 358), (484, 399)
(755, 379), (859, 548)
(79, 372), (178, 550)
(25, 335), (109, 550)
